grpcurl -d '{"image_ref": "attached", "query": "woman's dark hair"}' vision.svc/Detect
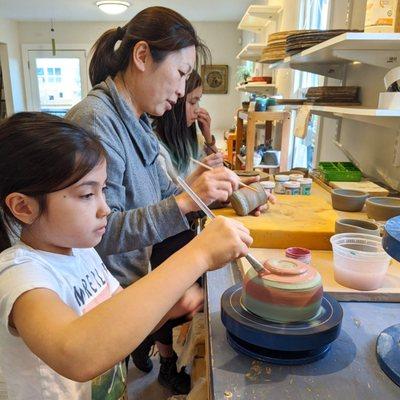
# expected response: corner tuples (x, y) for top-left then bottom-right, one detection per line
(89, 6), (210, 86)
(153, 70), (202, 175)
(0, 112), (106, 252)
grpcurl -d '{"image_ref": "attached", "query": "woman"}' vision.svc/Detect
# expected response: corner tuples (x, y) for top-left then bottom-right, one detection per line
(154, 70), (223, 184)
(66, 6), (241, 395)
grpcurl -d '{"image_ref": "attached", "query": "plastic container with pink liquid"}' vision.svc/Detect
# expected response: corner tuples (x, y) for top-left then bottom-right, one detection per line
(330, 233), (392, 291)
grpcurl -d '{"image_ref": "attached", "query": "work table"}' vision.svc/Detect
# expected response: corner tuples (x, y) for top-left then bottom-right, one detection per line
(205, 264), (400, 399)
(205, 182), (400, 399)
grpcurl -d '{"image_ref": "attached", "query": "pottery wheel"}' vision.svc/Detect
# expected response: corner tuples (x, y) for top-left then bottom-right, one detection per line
(377, 216), (400, 386)
(221, 284), (343, 365)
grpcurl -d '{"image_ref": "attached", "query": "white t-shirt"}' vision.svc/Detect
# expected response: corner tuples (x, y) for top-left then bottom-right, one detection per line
(0, 242), (125, 400)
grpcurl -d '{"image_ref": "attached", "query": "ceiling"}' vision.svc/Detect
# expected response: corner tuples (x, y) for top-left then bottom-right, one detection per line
(0, 0), (264, 22)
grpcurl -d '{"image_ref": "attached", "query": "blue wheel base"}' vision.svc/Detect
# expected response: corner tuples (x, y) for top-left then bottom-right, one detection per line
(377, 324), (400, 387)
(227, 331), (331, 365)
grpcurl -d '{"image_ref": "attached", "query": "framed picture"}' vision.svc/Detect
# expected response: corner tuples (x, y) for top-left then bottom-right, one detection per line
(201, 64), (229, 94)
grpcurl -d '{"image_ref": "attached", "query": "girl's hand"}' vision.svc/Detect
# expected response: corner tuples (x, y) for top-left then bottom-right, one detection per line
(201, 153), (224, 168)
(191, 216), (253, 271)
(166, 283), (204, 320)
(197, 108), (212, 139)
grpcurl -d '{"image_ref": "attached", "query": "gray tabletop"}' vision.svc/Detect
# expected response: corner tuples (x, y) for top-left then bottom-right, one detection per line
(205, 263), (400, 400)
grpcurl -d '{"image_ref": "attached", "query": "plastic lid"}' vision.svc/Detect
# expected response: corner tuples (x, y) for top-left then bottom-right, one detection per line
(289, 174), (303, 181)
(260, 181), (276, 188)
(274, 175), (290, 182)
(299, 178), (313, 184)
(283, 181), (300, 188)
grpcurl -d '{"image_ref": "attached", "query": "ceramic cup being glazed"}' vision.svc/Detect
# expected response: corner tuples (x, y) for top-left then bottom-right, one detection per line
(242, 258), (323, 323)
(230, 182), (268, 216)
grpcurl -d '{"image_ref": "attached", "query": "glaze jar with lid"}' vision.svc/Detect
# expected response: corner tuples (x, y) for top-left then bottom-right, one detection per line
(274, 175), (290, 194)
(283, 181), (300, 195)
(242, 258), (323, 323)
(260, 180), (276, 195)
(299, 178), (312, 195)
(289, 173), (304, 182)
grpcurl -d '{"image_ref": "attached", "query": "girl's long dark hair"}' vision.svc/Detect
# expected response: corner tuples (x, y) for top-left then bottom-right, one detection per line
(154, 71), (202, 175)
(0, 112), (106, 252)
(89, 6), (210, 86)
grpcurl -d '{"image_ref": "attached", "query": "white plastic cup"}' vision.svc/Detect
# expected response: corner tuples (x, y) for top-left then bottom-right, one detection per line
(330, 233), (391, 291)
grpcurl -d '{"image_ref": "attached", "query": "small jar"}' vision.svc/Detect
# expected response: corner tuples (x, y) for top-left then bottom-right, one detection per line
(255, 97), (268, 112)
(260, 181), (276, 195)
(285, 247), (312, 264)
(289, 173), (303, 182)
(299, 178), (312, 195)
(284, 181), (300, 195)
(274, 175), (290, 194)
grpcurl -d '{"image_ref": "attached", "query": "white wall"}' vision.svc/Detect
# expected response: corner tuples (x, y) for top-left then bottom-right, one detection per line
(17, 20), (241, 140)
(0, 19), (25, 113)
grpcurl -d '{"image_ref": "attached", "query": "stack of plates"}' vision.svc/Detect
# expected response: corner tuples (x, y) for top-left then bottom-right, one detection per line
(260, 30), (317, 63)
(286, 29), (360, 55)
(305, 86), (360, 104)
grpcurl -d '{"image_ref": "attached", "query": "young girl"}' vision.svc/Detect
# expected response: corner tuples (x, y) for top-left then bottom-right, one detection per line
(0, 112), (252, 400)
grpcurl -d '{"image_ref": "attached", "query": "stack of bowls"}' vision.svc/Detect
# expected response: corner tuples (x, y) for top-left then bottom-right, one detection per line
(330, 233), (391, 291)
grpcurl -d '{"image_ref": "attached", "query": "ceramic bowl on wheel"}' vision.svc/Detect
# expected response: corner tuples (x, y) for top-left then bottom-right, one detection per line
(242, 258), (323, 323)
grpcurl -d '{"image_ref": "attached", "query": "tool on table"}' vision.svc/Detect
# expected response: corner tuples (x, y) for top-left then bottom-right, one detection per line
(190, 157), (259, 193)
(176, 176), (266, 274)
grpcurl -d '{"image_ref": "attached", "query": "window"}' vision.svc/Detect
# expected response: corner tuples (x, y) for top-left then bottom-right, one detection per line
(291, 0), (330, 169)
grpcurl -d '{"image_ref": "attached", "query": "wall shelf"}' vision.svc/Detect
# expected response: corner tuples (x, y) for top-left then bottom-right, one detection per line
(236, 43), (266, 62)
(238, 5), (282, 33)
(308, 105), (400, 129)
(266, 32), (400, 78)
(236, 82), (276, 95)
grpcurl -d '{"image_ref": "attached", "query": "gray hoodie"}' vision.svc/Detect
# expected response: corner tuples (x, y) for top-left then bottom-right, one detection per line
(66, 77), (189, 287)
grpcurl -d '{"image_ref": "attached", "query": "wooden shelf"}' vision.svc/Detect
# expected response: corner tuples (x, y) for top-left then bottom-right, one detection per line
(235, 110), (291, 172)
(236, 154), (279, 169)
(238, 5), (282, 33)
(236, 82), (276, 95)
(266, 32), (400, 78)
(236, 43), (266, 61)
(238, 110), (289, 122)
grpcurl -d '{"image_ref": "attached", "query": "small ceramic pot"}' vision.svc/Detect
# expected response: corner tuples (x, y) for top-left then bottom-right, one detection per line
(242, 258), (323, 323)
(230, 182), (268, 216)
(331, 189), (368, 212)
(335, 218), (380, 236)
(366, 197), (400, 221)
